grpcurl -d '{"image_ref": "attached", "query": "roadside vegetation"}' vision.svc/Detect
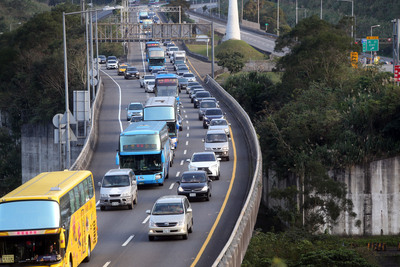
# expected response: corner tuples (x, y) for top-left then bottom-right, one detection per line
(220, 16), (400, 266)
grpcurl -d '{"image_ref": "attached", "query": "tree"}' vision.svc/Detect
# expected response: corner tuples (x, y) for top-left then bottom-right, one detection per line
(216, 50), (245, 73)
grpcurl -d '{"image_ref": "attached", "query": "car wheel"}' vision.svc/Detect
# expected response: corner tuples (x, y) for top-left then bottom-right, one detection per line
(203, 124), (207, 129)
(215, 173), (220, 180)
(226, 156), (230, 161)
(127, 198), (133, 210)
(149, 236), (155, 241)
(205, 192), (210, 201)
(100, 206), (105, 211)
(140, 83), (143, 88)
(199, 116), (202, 121)
(182, 231), (188, 240)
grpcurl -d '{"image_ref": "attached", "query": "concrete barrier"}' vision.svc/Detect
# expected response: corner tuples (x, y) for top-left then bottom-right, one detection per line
(70, 77), (104, 170)
(205, 75), (263, 266)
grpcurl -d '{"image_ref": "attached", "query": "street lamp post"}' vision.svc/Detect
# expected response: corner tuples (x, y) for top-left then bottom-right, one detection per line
(371, 24), (380, 63)
(277, 0), (280, 36)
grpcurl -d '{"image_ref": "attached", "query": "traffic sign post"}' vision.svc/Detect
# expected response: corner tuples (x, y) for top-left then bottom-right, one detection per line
(350, 52), (358, 68)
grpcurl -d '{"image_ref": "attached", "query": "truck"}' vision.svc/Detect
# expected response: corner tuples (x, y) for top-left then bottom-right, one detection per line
(171, 50), (186, 64)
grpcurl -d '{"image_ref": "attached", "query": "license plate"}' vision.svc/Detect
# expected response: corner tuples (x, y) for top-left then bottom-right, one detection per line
(111, 202), (119, 206)
(163, 229), (170, 233)
(189, 193), (196, 197)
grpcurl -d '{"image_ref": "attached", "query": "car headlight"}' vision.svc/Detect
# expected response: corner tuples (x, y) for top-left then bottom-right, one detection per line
(201, 185), (208, 192)
(211, 164), (218, 169)
(178, 186), (184, 192)
(205, 147), (212, 151)
(177, 220), (184, 226)
(149, 219), (156, 227)
(100, 194), (108, 198)
(203, 116), (208, 121)
(121, 192), (130, 197)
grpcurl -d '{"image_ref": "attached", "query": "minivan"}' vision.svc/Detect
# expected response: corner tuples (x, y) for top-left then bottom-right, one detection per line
(98, 169), (138, 211)
(203, 129), (230, 161)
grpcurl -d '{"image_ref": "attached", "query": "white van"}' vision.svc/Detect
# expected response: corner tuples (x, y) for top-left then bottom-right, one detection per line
(202, 129), (230, 161)
(98, 169), (138, 211)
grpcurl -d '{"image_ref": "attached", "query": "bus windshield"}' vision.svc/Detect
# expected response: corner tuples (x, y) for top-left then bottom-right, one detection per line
(156, 86), (179, 96)
(119, 154), (162, 174)
(149, 50), (164, 58)
(144, 107), (175, 121)
(149, 58), (165, 66)
(0, 200), (60, 231)
(120, 134), (161, 152)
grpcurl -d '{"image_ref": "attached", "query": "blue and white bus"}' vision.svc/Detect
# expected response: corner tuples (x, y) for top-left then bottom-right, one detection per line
(147, 47), (166, 72)
(154, 73), (180, 106)
(143, 97), (180, 148)
(117, 121), (171, 186)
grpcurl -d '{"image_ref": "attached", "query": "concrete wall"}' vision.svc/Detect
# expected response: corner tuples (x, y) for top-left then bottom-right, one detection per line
(265, 156), (400, 236)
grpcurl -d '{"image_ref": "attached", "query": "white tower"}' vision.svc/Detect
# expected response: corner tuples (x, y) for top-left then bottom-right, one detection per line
(223, 0), (241, 41)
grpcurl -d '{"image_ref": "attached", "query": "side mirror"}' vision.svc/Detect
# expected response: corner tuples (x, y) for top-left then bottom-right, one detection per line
(187, 207), (193, 213)
(176, 181), (180, 184)
(186, 159), (191, 163)
(97, 182), (102, 187)
(146, 210), (151, 215)
(202, 138), (205, 143)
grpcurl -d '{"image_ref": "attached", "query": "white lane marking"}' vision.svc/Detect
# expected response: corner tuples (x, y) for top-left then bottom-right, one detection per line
(187, 126), (190, 130)
(103, 262), (111, 267)
(186, 133), (189, 137)
(180, 160), (184, 165)
(142, 215), (150, 224)
(169, 183), (175, 190)
(122, 235), (135, 247)
(96, 200), (100, 207)
(186, 120), (189, 124)
(186, 141), (189, 146)
(100, 70), (123, 133)
(184, 150), (187, 155)
(176, 171), (180, 177)
(185, 114), (188, 118)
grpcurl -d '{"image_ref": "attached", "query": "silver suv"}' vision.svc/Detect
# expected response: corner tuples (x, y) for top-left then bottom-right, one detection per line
(203, 129), (230, 161)
(98, 169), (138, 211)
(146, 195), (193, 241)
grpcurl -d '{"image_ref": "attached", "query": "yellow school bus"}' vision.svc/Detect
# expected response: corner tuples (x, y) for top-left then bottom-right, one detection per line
(0, 170), (98, 267)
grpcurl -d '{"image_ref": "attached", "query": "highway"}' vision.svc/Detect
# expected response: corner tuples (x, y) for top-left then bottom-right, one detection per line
(84, 39), (252, 266)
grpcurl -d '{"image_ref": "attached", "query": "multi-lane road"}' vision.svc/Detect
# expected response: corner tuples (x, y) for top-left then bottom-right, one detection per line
(85, 37), (252, 266)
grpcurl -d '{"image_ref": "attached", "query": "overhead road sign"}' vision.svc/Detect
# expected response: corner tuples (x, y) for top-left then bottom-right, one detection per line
(365, 36), (379, 52)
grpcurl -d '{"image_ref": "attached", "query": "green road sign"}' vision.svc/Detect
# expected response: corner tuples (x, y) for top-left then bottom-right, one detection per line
(366, 37), (379, 52)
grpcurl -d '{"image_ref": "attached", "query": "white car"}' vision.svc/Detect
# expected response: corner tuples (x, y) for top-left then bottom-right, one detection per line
(208, 118), (231, 137)
(146, 195), (193, 241)
(98, 169), (138, 211)
(182, 73), (196, 82)
(139, 74), (156, 88)
(106, 60), (118, 69)
(187, 152), (220, 180)
(145, 80), (155, 93)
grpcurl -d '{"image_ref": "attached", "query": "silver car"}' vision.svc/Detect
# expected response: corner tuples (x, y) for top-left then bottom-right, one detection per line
(203, 129), (230, 161)
(139, 74), (156, 88)
(208, 118), (231, 137)
(146, 195), (193, 241)
(198, 100), (218, 120)
(98, 169), (138, 211)
(126, 102), (143, 121)
(187, 152), (221, 180)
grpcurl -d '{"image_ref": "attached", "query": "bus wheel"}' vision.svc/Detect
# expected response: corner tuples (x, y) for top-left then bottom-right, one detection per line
(84, 239), (91, 262)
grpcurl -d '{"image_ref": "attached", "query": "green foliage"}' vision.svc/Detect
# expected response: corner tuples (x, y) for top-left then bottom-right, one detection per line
(165, 0), (191, 23)
(216, 50), (245, 73)
(0, 128), (21, 196)
(243, 230), (378, 266)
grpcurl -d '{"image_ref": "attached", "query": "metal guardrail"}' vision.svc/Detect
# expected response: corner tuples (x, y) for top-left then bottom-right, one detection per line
(205, 75), (262, 266)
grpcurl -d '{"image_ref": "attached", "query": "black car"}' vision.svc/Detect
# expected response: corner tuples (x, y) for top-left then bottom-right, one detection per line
(178, 77), (188, 93)
(203, 108), (225, 129)
(177, 171), (211, 201)
(124, 67), (140, 79)
(193, 91), (212, 108)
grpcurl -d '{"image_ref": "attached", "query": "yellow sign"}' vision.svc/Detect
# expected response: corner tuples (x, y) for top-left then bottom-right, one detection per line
(1, 255), (14, 263)
(367, 36), (379, 40)
(351, 52), (358, 68)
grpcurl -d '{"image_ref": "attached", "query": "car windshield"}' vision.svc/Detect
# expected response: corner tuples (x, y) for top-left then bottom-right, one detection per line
(192, 153), (215, 162)
(196, 92), (211, 98)
(128, 103), (143, 110)
(152, 203), (184, 215)
(127, 67), (137, 71)
(183, 74), (194, 78)
(201, 102), (217, 109)
(108, 60), (117, 63)
(210, 119), (227, 126)
(181, 173), (207, 183)
(144, 75), (155, 79)
(206, 133), (227, 143)
(102, 175), (130, 187)
(147, 81), (155, 85)
(206, 109), (222, 115)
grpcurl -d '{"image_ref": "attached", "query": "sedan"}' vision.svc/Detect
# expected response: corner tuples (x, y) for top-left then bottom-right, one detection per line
(106, 60), (118, 69)
(177, 171), (212, 201)
(187, 152), (220, 180)
(124, 67), (140, 79)
(203, 108), (225, 129)
(182, 73), (196, 82)
(209, 118), (231, 137)
(118, 63), (129, 75)
(193, 91), (212, 108)
(98, 55), (107, 64)
(198, 100), (219, 120)
(146, 195), (193, 240)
